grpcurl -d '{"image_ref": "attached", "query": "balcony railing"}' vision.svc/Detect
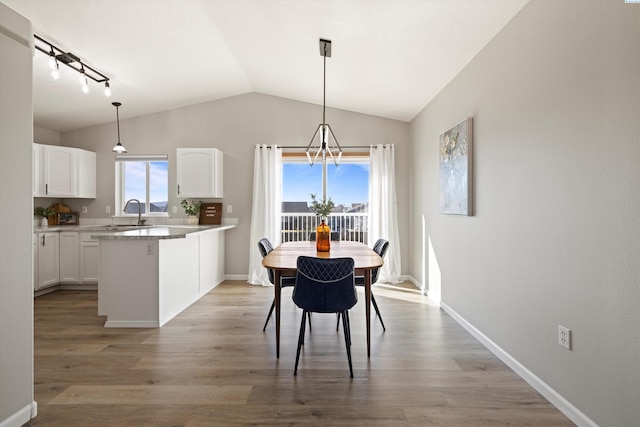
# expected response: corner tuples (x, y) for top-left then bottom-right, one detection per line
(280, 213), (369, 245)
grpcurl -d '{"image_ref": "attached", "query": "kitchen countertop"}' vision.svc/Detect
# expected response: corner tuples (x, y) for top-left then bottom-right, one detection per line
(34, 224), (236, 240)
(91, 224), (235, 240)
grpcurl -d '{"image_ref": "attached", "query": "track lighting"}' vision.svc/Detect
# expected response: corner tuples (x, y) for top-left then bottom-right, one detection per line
(34, 34), (111, 97)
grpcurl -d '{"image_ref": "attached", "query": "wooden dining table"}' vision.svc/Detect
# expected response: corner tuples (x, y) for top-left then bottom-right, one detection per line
(262, 240), (383, 358)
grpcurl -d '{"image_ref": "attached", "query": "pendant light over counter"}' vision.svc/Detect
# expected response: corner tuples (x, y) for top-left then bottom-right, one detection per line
(112, 102), (127, 153)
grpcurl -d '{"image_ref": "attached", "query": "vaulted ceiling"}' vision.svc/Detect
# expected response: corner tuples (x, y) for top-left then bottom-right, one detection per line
(3, 0), (528, 133)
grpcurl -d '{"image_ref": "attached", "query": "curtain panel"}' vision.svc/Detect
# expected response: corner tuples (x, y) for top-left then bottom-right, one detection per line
(368, 144), (402, 283)
(247, 145), (282, 286)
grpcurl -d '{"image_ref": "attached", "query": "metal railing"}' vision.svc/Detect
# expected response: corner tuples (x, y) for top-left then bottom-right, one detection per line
(280, 213), (369, 244)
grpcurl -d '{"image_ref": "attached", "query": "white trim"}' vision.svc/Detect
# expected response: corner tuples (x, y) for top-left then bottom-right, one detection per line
(0, 402), (35, 427)
(103, 320), (159, 328)
(225, 274), (248, 281)
(440, 301), (598, 427)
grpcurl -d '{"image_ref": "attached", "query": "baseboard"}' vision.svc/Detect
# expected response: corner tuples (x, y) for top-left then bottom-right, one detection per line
(0, 401), (35, 427)
(225, 274), (248, 281)
(103, 320), (159, 328)
(440, 301), (598, 427)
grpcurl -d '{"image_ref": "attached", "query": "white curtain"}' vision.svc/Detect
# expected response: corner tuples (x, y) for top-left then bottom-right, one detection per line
(247, 145), (282, 286)
(368, 144), (402, 283)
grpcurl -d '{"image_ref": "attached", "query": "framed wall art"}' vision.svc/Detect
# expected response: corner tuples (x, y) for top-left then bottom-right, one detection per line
(439, 117), (473, 216)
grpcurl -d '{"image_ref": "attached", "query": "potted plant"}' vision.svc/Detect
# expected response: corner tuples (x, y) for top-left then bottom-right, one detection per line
(310, 194), (335, 252)
(34, 206), (57, 227)
(180, 199), (201, 225)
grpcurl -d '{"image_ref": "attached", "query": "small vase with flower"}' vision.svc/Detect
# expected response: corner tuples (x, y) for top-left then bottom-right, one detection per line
(310, 194), (335, 252)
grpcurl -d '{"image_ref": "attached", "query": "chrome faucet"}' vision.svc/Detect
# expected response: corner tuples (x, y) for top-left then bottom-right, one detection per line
(123, 199), (147, 226)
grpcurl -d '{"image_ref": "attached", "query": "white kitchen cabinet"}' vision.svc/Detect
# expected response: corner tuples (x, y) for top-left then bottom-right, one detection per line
(36, 232), (59, 290)
(77, 149), (96, 198)
(59, 232), (79, 284)
(33, 143), (96, 198)
(43, 145), (77, 197)
(176, 148), (223, 198)
(79, 233), (100, 284)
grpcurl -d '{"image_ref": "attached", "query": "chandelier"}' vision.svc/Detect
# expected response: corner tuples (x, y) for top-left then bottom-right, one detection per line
(305, 39), (342, 166)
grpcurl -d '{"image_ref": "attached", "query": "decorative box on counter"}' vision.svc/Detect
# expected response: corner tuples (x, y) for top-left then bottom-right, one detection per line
(199, 203), (222, 225)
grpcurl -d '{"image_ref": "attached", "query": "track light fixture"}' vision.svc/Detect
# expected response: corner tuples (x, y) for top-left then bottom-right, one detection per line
(34, 34), (111, 97)
(306, 38), (342, 166)
(112, 102), (127, 154)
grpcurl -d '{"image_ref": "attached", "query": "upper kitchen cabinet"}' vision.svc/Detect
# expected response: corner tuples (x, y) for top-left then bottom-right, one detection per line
(176, 148), (223, 198)
(33, 143), (96, 198)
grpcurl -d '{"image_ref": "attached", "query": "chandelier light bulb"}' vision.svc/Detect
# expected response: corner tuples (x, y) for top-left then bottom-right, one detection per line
(104, 81), (112, 97)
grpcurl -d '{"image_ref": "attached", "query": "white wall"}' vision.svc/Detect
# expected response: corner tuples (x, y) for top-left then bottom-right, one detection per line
(409, 1), (640, 425)
(61, 92), (410, 278)
(0, 3), (34, 426)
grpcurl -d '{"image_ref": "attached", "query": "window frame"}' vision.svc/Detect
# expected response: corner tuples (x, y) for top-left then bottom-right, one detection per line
(114, 154), (169, 218)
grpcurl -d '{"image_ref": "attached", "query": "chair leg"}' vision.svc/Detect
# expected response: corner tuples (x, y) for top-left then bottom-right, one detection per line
(371, 294), (386, 331)
(336, 312), (341, 331)
(294, 310), (308, 376)
(341, 311), (354, 378)
(262, 299), (276, 331)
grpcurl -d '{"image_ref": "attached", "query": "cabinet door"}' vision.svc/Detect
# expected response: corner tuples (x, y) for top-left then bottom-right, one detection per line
(37, 232), (59, 289)
(43, 145), (77, 197)
(59, 232), (79, 284)
(77, 149), (96, 198)
(176, 148), (223, 198)
(79, 233), (100, 284)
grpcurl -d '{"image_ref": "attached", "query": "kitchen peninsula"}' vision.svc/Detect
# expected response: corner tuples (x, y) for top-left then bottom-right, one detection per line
(94, 224), (235, 328)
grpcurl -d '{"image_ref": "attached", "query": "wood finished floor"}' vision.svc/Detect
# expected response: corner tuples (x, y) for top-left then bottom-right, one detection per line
(27, 281), (574, 426)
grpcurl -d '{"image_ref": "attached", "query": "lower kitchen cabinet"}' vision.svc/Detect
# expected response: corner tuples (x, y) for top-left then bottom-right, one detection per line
(36, 232), (59, 290)
(79, 233), (99, 284)
(59, 232), (79, 283)
(34, 230), (101, 293)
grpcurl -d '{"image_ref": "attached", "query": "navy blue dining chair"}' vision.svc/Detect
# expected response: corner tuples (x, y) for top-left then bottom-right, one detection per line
(292, 256), (357, 377)
(337, 238), (389, 331)
(258, 238), (297, 331)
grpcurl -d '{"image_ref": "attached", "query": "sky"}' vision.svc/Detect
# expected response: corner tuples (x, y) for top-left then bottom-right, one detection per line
(124, 160), (368, 208)
(124, 161), (168, 204)
(282, 162), (369, 207)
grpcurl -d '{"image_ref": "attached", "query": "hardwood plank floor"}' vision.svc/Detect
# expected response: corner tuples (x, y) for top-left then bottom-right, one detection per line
(27, 281), (574, 426)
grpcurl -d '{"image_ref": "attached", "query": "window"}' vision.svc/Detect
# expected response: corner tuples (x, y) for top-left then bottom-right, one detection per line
(281, 154), (369, 242)
(282, 155), (369, 211)
(115, 154), (168, 216)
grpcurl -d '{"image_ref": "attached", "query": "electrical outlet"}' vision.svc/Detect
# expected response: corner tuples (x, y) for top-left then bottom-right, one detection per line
(146, 243), (154, 255)
(172, 206), (177, 214)
(227, 205), (233, 214)
(558, 325), (571, 350)
(81, 206), (88, 214)
(106, 206), (111, 214)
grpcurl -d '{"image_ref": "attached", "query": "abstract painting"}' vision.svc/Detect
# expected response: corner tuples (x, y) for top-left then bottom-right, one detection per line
(439, 117), (473, 216)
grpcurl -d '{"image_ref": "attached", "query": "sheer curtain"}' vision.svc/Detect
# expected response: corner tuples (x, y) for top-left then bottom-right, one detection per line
(368, 144), (402, 283)
(247, 145), (282, 286)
